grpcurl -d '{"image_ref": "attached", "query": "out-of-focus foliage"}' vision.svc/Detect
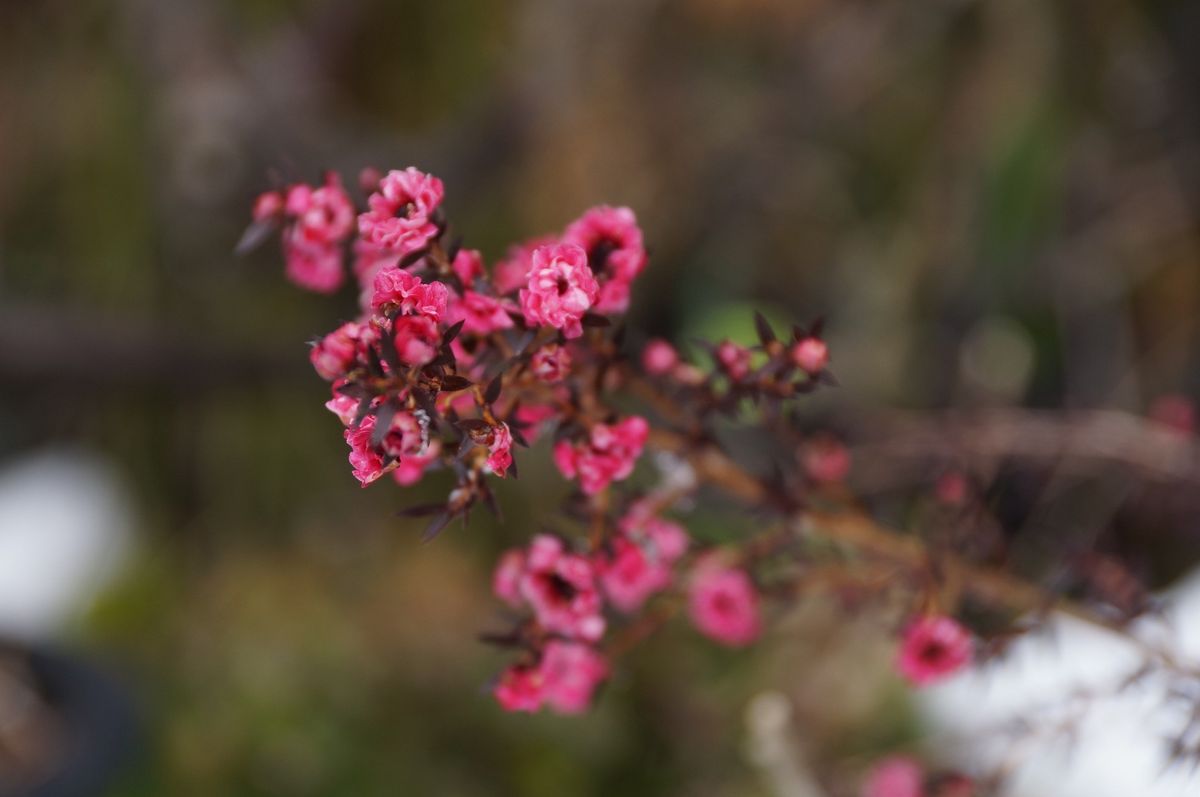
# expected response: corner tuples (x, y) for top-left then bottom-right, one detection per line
(1, 0), (1198, 794)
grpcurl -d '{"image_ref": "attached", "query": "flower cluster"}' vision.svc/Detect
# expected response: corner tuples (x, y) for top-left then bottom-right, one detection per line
(249, 165), (975, 719)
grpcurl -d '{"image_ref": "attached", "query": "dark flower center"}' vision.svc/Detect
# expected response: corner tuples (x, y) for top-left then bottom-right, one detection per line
(588, 239), (618, 275)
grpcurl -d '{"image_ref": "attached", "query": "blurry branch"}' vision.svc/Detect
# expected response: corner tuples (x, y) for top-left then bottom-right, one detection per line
(850, 409), (1200, 490)
(0, 303), (302, 390)
(645, 424), (1200, 678)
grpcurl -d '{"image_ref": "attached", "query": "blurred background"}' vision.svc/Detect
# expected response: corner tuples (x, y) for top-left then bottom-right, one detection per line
(2, 0), (1200, 794)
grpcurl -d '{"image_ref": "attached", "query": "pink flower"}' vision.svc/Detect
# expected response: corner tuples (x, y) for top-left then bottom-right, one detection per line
(325, 391), (359, 426)
(642, 339), (679, 376)
(493, 549), (526, 606)
(392, 439), (440, 486)
(358, 167), (444, 256)
(376, 410), (429, 460)
(563, 206), (647, 314)
(344, 410), (434, 487)
(791, 337), (829, 375)
(862, 756), (924, 797)
(530, 344), (572, 383)
(519, 243), (599, 339)
(514, 403), (558, 444)
(1149, 393), (1195, 436)
(486, 422), (514, 477)
(345, 415), (386, 486)
(688, 559), (761, 647)
(493, 663), (544, 713)
(804, 436), (851, 484)
(896, 616), (973, 686)
(492, 642), (608, 715)
(284, 237), (344, 293)
(310, 321), (367, 381)
(518, 535), (606, 641)
(716, 340), (752, 381)
(539, 641), (608, 714)
(371, 268), (449, 320)
(451, 248), (484, 287)
(446, 290), (515, 335)
(553, 416), (649, 495)
(391, 315), (441, 367)
(252, 190), (283, 221)
(492, 235), (556, 295)
(285, 175), (355, 247)
(599, 511), (689, 613)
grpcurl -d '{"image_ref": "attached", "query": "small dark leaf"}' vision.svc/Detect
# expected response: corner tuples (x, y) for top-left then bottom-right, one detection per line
(335, 381), (368, 398)
(440, 374), (473, 392)
(371, 402), (398, 446)
(817, 370), (839, 387)
(810, 316), (826, 337)
(508, 458), (519, 480)
(754, 312), (776, 344)
(352, 396), (375, 428)
(510, 428), (530, 448)
(397, 503), (448, 518)
(444, 234), (463, 262)
(581, 313), (611, 328)
(442, 319), (465, 345)
(481, 488), (502, 521)
(457, 418), (491, 432)
(422, 512), (453, 543)
(398, 247), (428, 269)
(483, 375), (503, 405)
(234, 219), (277, 256)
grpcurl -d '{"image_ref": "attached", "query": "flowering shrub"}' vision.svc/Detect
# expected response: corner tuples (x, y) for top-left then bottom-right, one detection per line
(247, 167), (1194, 794)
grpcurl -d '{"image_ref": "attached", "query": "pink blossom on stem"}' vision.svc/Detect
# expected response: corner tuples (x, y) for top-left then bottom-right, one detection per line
(530, 344), (572, 383)
(562, 205), (647, 314)
(451, 248), (485, 287)
(552, 416), (649, 495)
(493, 549), (526, 606)
(539, 641), (608, 714)
(642, 338), (679, 376)
(518, 534), (606, 642)
(284, 237), (344, 293)
(688, 559), (761, 647)
(310, 321), (368, 381)
(325, 391), (359, 426)
(519, 243), (599, 339)
(862, 756), (924, 797)
(358, 167), (444, 256)
(485, 423), (514, 477)
(345, 415), (386, 486)
(285, 175), (355, 248)
(791, 336), (829, 375)
(896, 615), (973, 686)
(392, 315), (441, 367)
(493, 663), (544, 713)
(600, 512), (689, 613)
(371, 268), (449, 320)
(446, 290), (515, 335)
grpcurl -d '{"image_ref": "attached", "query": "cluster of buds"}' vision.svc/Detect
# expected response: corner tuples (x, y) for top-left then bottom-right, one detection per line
(246, 166), (974, 716)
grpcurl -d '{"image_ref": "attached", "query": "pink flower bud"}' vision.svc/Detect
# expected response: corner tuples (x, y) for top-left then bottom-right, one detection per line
(687, 558), (761, 647)
(642, 339), (679, 376)
(896, 615), (973, 686)
(791, 337), (829, 375)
